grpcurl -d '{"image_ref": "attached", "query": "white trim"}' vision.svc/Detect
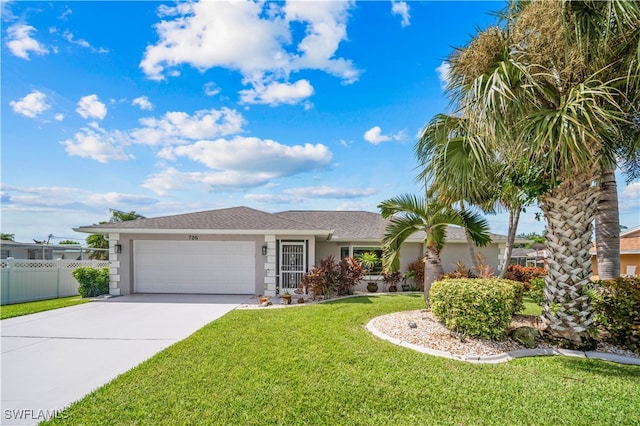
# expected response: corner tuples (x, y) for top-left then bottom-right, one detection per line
(74, 227), (332, 236)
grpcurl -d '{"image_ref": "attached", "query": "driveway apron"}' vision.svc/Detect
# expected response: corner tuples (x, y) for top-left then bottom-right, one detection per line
(1, 294), (251, 425)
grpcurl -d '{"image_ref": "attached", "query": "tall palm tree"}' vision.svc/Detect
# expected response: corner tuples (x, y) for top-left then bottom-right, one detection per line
(569, 1), (640, 280)
(415, 113), (535, 277)
(378, 194), (491, 307)
(445, 0), (638, 344)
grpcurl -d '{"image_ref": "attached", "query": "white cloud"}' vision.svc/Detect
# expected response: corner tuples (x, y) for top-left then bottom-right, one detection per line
(76, 94), (107, 120)
(436, 61), (451, 89)
(363, 126), (406, 145)
(54, 113), (64, 121)
(5, 23), (49, 60)
(204, 82), (221, 96)
(391, 1), (411, 27)
(132, 96), (153, 111)
(246, 186), (375, 204)
(364, 126), (390, 144)
(62, 30), (108, 53)
(63, 30), (90, 48)
(130, 108), (245, 146)
(146, 137), (333, 195)
(283, 1), (360, 83)
(140, 1), (360, 105)
(142, 167), (274, 195)
(61, 124), (131, 163)
(620, 182), (640, 215)
(621, 182), (640, 199)
(239, 79), (314, 106)
(9, 90), (50, 118)
(1, 183), (156, 213)
(163, 136), (332, 175)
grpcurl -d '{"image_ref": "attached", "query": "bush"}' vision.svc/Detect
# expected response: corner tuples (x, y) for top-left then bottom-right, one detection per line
(590, 277), (640, 352)
(430, 278), (523, 340)
(406, 258), (425, 291)
(527, 276), (546, 305)
(505, 265), (547, 288)
(301, 256), (364, 297)
(337, 256), (364, 295)
(72, 266), (110, 297)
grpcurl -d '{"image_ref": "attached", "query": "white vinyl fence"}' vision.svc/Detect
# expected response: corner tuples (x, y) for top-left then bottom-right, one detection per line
(1, 258), (110, 305)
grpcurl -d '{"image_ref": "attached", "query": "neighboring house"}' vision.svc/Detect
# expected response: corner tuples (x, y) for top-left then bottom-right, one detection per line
(509, 247), (547, 267)
(75, 206), (510, 297)
(590, 226), (640, 277)
(0, 240), (94, 260)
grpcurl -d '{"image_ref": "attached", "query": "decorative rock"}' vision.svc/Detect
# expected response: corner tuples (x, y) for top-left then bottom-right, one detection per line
(408, 322), (417, 329)
(509, 326), (539, 349)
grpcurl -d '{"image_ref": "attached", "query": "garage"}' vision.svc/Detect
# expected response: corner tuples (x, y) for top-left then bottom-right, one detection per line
(134, 240), (256, 294)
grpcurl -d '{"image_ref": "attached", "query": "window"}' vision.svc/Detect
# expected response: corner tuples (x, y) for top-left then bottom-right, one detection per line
(352, 247), (383, 275)
(340, 246), (350, 259)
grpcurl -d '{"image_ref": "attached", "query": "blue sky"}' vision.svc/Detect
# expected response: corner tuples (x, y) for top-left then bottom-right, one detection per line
(2, 1), (639, 244)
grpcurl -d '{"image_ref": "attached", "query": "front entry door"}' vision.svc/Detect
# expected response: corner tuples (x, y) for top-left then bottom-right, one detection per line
(279, 242), (305, 293)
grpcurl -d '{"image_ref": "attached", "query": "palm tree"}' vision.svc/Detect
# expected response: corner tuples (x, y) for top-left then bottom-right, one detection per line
(415, 113), (535, 277)
(445, 0), (638, 344)
(0, 233), (15, 241)
(378, 194), (491, 307)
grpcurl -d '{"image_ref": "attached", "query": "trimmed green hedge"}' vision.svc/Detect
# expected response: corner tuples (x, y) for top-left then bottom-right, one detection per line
(72, 266), (110, 297)
(431, 278), (524, 340)
(590, 277), (640, 352)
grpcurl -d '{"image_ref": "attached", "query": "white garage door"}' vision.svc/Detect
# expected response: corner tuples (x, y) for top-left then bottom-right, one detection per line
(134, 240), (256, 294)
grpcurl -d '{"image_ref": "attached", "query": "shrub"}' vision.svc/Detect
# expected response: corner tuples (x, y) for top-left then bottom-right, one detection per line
(301, 256), (339, 297)
(302, 256), (364, 297)
(430, 278), (523, 340)
(505, 265), (546, 288)
(527, 276), (546, 305)
(590, 277), (640, 352)
(440, 261), (475, 280)
(337, 256), (364, 295)
(406, 258), (425, 291)
(72, 266), (110, 297)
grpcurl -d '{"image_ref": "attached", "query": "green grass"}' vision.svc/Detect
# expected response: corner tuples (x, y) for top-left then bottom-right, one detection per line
(44, 295), (638, 426)
(520, 296), (543, 316)
(1, 296), (90, 320)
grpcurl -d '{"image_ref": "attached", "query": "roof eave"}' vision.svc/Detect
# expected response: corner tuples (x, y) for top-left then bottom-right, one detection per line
(74, 227), (333, 236)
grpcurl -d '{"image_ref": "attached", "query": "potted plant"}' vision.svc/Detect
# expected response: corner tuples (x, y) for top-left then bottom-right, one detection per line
(382, 271), (402, 292)
(402, 270), (415, 291)
(281, 291), (292, 304)
(357, 251), (379, 293)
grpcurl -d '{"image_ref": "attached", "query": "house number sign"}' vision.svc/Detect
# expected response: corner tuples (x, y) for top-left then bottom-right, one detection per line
(188, 235), (199, 240)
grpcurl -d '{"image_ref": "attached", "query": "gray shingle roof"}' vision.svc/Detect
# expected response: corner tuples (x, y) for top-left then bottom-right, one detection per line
(276, 210), (507, 242)
(76, 206), (507, 243)
(76, 206), (328, 233)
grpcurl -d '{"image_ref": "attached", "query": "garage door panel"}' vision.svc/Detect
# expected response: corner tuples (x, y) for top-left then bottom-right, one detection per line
(134, 241), (255, 294)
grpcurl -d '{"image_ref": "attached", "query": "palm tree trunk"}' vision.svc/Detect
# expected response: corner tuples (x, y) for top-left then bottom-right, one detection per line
(539, 173), (598, 344)
(423, 245), (444, 308)
(499, 206), (521, 278)
(460, 203), (479, 269)
(595, 166), (620, 279)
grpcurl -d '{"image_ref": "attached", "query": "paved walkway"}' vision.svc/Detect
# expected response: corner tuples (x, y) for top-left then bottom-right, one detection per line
(1, 294), (252, 425)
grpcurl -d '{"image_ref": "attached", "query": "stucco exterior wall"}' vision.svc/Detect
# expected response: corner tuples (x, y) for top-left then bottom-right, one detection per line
(440, 244), (500, 274)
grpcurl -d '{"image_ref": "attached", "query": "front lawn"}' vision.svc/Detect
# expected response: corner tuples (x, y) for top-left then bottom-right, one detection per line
(45, 295), (639, 425)
(0, 296), (90, 320)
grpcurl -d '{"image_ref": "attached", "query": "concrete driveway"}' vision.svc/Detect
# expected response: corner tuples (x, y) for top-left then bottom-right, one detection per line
(1, 294), (252, 425)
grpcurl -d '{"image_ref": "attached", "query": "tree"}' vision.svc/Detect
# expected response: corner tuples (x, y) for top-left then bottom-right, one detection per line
(378, 194), (491, 307)
(415, 113), (536, 277)
(86, 210), (145, 259)
(445, 0), (639, 344)
(1, 233), (15, 241)
(59, 240), (80, 245)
